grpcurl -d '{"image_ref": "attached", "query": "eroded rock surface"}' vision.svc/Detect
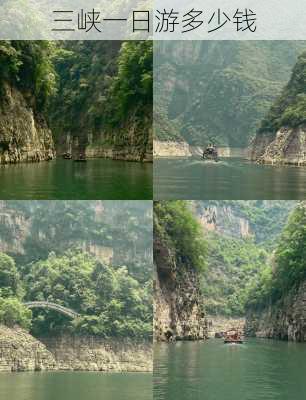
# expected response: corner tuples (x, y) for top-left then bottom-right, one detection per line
(0, 83), (55, 164)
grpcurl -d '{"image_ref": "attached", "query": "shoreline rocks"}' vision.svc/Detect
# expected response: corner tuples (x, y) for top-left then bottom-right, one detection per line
(251, 126), (306, 166)
(245, 281), (306, 342)
(0, 325), (152, 373)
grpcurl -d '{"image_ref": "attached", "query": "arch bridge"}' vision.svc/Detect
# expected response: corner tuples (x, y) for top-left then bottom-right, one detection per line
(24, 301), (80, 319)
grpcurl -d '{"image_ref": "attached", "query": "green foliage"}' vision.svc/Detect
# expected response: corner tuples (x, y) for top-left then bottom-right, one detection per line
(246, 202), (306, 310)
(107, 41), (153, 124)
(0, 297), (32, 329)
(0, 201), (152, 339)
(23, 251), (152, 339)
(201, 234), (268, 316)
(154, 201), (207, 271)
(154, 41), (306, 146)
(0, 40), (57, 110)
(49, 40), (152, 148)
(259, 52), (306, 132)
(0, 252), (20, 297)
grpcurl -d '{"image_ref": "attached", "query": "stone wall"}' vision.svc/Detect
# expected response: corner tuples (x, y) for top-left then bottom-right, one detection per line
(0, 325), (152, 372)
(245, 281), (306, 342)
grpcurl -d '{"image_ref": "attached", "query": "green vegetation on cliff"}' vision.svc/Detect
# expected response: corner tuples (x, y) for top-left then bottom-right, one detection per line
(50, 41), (152, 150)
(0, 201), (152, 339)
(246, 202), (306, 310)
(0, 40), (152, 158)
(155, 41), (305, 147)
(154, 201), (207, 271)
(259, 52), (306, 133)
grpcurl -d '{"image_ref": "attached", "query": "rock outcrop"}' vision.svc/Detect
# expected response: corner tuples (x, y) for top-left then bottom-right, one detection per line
(0, 83), (55, 164)
(251, 126), (306, 165)
(154, 237), (208, 342)
(153, 140), (191, 157)
(0, 325), (152, 372)
(251, 51), (306, 165)
(206, 316), (245, 338)
(245, 281), (306, 342)
(41, 336), (152, 372)
(0, 325), (56, 372)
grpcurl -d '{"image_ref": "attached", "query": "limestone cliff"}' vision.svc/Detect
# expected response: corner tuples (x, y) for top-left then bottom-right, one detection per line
(245, 281), (306, 342)
(154, 237), (207, 342)
(0, 83), (55, 164)
(251, 52), (306, 165)
(0, 325), (152, 372)
(0, 325), (56, 372)
(251, 126), (306, 165)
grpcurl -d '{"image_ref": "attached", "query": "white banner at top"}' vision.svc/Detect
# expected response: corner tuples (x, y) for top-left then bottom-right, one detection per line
(0, 0), (305, 40)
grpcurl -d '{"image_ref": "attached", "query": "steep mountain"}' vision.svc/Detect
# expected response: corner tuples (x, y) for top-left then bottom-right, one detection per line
(251, 52), (306, 165)
(0, 200), (152, 283)
(153, 201), (208, 341)
(0, 201), (152, 340)
(0, 41), (56, 163)
(192, 201), (295, 316)
(0, 40), (152, 164)
(154, 41), (305, 148)
(245, 202), (306, 341)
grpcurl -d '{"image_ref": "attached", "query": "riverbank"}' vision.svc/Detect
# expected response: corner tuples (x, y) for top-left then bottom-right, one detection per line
(207, 316), (245, 338)
(153, 140), (249, 159)
(0, 325), (152, 372)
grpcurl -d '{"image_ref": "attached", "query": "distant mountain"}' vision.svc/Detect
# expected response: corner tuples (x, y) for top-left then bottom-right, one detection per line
(154, 41), (306, 147)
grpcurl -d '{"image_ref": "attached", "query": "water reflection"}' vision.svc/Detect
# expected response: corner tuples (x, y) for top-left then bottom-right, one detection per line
(0, 159), (152, 199)
(154, 339), (306, 400)
(0, 372), (152, 400)
(154, 158), (306, 200)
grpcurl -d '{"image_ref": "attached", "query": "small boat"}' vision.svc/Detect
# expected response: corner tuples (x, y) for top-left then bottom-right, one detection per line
(62, 152), (72, 160)
(202, 145), (218, 161)
(224, 329), (244, 344)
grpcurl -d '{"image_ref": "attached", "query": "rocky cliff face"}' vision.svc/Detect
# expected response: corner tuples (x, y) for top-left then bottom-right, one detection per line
(251, 126), (306, 165)
(251, 51), (306, 165)
(41, 336), (152, 372)
(0, 325), (56, 372)
(245, 281), (306, 342)
(0, 325), (152, 372)
(194, 203), (252, 239)
(0, 83), (55, 164)
(154, 237), (207, 342)
(59, 112), (152, 163)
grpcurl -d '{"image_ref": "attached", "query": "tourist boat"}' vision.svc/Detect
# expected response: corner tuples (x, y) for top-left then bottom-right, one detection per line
(202, 145), (218, 161)
(224, 329), (244, 344)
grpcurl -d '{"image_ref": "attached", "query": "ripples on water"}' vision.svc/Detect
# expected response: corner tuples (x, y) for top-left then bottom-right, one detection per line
(0, 159), (152, 200)
(0, 372), (152, 400)
(154, 158), (306, 200)
(154, 339), (306, 400)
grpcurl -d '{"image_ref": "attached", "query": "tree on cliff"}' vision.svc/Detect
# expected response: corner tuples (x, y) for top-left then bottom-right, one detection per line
(154, 201), (207, 271)
(245, 202), (306, 310)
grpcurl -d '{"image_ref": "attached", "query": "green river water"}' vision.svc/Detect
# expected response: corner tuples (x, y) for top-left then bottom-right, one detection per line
(0, 159), (152, 200)
(154, 339), (306, 400)
(154, 158), (306, 200)
(0, 372), (152, 400)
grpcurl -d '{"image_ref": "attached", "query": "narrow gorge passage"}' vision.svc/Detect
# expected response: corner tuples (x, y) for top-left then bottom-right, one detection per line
(153, 200), (306, 400)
